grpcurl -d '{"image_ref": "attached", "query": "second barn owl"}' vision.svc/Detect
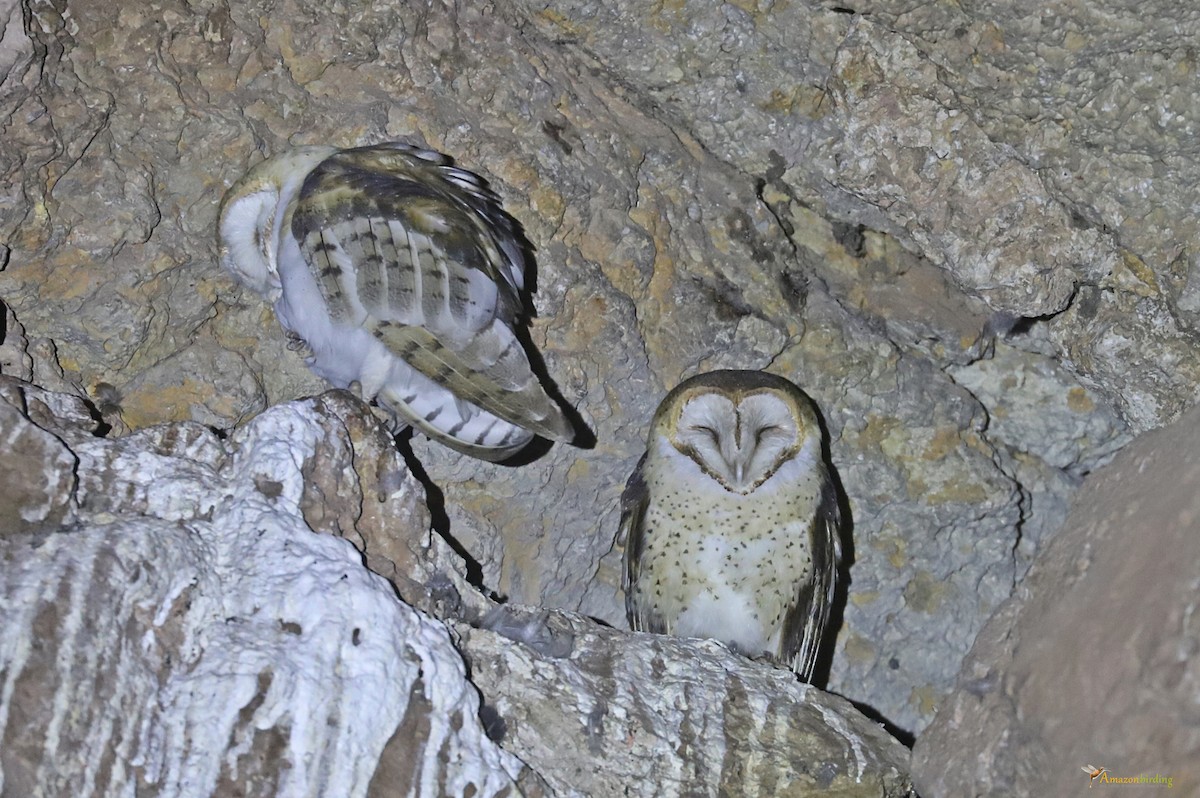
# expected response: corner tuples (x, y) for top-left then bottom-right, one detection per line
(217, 142), (573, 461)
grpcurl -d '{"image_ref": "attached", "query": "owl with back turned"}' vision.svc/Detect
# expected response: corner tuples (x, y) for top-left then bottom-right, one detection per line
(217, 142), (573, 461)
(620, 370), (841, 681)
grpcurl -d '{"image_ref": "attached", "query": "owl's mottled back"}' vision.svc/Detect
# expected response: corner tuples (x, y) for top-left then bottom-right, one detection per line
(218, 142), (574, 461)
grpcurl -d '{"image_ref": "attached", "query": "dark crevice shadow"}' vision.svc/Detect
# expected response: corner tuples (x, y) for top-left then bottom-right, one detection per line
(511, 315), (597, 453)
(495, 431), (555, 467)
(78, 396), (114, 438)
(846, 698), (916, 749)
(392, 427), (487, 592)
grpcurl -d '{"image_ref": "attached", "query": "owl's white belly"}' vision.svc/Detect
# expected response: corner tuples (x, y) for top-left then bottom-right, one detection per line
(676, 535), (777, 652)
(642, 496), (813, 659)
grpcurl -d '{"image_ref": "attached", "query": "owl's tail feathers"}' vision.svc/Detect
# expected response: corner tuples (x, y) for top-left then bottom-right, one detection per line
(378, 389), (536, 463)
(370, 319), (575, 446)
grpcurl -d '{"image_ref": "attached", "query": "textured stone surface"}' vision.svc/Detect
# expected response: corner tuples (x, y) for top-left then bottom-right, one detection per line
(848, 0), (1200, 414)
(828, 1), (1200, 433)
(0, 379), (913, 796)
(461, 608), (913, 798)
(532, 0), (1200, 431)
(0, 379), (535, 797)
(2, 0), (1196, 738)
(911, 401), (1200, 796)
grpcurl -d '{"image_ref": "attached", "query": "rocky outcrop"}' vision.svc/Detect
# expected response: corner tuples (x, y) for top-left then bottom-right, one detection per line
(2, 0), (1172, 737)
(461, 609), (913, 797)
(911, 400), (1200, 795)
(0, 379), (541, 796)
(0, 378), (913, 796)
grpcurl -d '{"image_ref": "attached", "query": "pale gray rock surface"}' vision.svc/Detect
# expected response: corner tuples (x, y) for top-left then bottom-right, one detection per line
(460, 608), (913, 798)
(0, 379), (539, 798)
(0, 0), (1194, 740)
(911, 400), (1200, 796)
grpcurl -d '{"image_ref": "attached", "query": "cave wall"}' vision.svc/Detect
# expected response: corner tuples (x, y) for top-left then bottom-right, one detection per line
(912, 399), (1200, 795)
(1, 0), (1197, 745)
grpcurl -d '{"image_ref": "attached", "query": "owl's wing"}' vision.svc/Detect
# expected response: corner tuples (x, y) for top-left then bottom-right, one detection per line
(781, 475), (842, 682)
(325, 142), (529, 297)
(619, 453), (665, 634)
(289, 143), (573, 450)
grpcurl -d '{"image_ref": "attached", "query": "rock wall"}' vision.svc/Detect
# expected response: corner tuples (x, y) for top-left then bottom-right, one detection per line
(911, 400), (1200, 795)
(1, 0), (1197, 751)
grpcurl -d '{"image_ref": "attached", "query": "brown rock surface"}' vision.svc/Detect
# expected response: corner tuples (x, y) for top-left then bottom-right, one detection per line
(912, 401), (1200, 795)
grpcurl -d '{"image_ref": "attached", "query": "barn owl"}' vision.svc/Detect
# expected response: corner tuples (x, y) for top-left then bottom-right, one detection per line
(217, 142), (574, 461)
(621, 370), (841, 681)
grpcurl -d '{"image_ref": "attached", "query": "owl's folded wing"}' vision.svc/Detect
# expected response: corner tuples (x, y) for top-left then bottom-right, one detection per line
(288, 143), (573, 454)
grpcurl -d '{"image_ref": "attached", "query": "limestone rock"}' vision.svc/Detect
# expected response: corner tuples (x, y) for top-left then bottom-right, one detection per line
(911, 401), (1200, 795)
(0, 379), (538, 797)
(461, 607), (914, 798)
(947, 341), (1131, 475)
(846, 0), (1200, 429)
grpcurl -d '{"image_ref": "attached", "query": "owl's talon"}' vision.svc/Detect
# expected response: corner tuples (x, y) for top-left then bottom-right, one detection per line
(346, 379), (364, 400)
(284, 331), (314, 359)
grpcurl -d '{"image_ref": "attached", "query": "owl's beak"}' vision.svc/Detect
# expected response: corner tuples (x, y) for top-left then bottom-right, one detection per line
(725, 451), (754, 491)
(722, 440), (754, 491)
